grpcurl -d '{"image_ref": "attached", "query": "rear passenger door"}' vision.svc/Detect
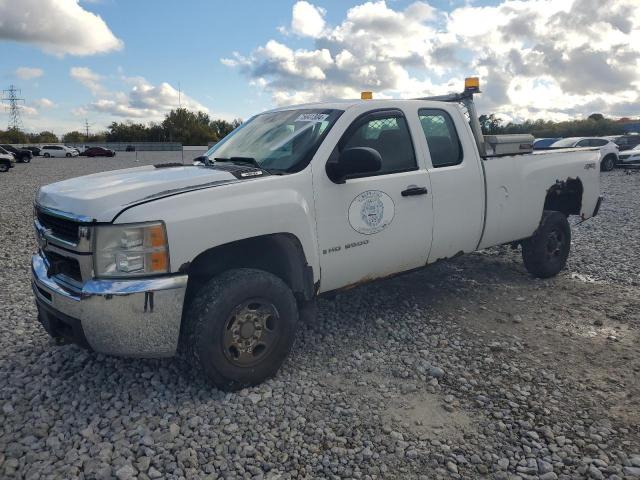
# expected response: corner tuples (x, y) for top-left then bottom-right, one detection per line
(416, 108), (485, 262)
(313, 109), (433, 293)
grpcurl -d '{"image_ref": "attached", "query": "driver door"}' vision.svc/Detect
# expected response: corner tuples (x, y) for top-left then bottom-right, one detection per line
(313, 108), (433, 293)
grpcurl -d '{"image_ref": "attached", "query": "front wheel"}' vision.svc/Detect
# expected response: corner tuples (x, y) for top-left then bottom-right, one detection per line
(43, 153), (50, 158)
(0, 162), (9, 173)
(522, 210), (571, 278)
(601, 155), (616, 172)
(22, 157), (31, 163)
(182, 268), (299, 391)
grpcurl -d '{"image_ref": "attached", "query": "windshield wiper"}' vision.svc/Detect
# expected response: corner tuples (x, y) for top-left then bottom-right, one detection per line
(211, 156), (286, 175)
(214, 157), (262, 169)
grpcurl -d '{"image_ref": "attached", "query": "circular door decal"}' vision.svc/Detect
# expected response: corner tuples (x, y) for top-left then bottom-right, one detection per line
(348, 190), (395, 235)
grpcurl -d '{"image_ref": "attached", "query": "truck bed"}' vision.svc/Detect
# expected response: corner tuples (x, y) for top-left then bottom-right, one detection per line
(478, 147), (601, 249)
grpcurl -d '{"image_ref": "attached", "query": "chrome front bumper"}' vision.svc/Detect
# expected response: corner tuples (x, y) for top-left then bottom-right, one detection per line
(31, 253), (188, 357)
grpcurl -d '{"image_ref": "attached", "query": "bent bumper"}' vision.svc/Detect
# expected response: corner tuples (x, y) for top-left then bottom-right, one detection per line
(31, 253), (188, 357)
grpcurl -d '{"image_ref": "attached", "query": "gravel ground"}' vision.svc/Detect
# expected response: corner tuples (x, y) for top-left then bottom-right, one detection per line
(1, 155), (639, 480)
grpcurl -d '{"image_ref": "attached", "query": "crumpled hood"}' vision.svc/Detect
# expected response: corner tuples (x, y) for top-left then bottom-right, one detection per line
(36, 165), (237, 222)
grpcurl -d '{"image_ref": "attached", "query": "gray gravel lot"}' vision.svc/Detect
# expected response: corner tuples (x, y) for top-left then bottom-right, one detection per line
(1, 154), (639, 479)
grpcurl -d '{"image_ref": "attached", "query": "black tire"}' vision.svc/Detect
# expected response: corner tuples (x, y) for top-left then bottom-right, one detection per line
(0, 162), (9, 173)
(23, 157), (31, 163)
(182, 268), (298, 391)
(65, 153), (72, 158)
(601, 155), (616, 172)
(43, 153), (50, 158)
(522, 210), (571, 278)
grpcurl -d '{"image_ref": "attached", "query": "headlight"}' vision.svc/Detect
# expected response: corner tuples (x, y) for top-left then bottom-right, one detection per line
(94, 222), (169, 278)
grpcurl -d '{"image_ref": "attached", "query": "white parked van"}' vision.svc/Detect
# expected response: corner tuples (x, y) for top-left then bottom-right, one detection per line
(41, 145), (79, 158)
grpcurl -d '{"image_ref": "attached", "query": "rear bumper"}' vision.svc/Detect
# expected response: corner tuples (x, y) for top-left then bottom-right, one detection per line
(31, 253), (188, 357)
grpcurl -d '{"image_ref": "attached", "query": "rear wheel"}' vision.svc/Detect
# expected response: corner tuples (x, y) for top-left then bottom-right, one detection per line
(183, 268), (298, 391)
(601, 155), (616, 172)
(22, 157), (31, 163)
(0, 162), (9, 173)
(522, 210), (571, 278)
(43, 153), (50, 158)
(65, 153), (72, 158)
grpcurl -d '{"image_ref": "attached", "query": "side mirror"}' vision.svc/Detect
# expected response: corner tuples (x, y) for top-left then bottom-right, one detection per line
(326, 147), (382, 183)
(193, 155), (209, 165)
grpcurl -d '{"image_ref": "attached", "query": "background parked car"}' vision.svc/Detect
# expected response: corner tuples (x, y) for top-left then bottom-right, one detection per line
(618, 144), (640, 165)
(613, 134), (640, 152)
(41, 145), (79, 158)
(533, 138), (562, 150)
(65, 145), (81, 155)
(125, 145), (136, 152)
(24, 146), (42, 156)
(82, 146), (116, 157)
(0, 146), (16, 172)
(549, 137), (619, 171)
(0, 144), (32, 163)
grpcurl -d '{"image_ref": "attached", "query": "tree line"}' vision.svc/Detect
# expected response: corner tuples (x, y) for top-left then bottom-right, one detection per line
(0, 108), (242, 145)
(479, 113), (627, 138)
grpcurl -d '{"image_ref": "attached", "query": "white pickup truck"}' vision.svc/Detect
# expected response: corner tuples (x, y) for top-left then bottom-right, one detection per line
(32, 79), (602, 390)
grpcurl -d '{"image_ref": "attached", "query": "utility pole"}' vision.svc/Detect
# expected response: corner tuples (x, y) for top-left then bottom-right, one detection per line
(2, 85), (25, 131)
(84, 119), (92, 139)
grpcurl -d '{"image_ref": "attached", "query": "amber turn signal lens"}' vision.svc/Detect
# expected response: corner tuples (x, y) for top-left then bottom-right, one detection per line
(148, 224), (167, 248)
(150, 251), (168, 272)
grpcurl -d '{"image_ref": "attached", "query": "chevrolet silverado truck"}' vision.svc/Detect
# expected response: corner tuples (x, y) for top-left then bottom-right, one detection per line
(32, 79), (602, 390)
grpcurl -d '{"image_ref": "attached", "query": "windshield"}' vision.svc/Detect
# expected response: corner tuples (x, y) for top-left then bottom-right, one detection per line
(204, 108), (342, 173)
(550, 138), (579, 148)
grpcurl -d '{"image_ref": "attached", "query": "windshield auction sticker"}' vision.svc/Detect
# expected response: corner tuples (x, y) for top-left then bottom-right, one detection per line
(295, 113), (329, 122)
(348, 190), (395, 235)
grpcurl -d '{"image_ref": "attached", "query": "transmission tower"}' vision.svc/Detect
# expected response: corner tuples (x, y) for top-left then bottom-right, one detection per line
(2, 85), (25, 130)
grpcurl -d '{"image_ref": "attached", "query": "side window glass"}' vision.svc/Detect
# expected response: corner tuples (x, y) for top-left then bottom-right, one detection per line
(342, 114), (416, 175)
(418, 109), (462, 168)
(576, 139), (589, 147)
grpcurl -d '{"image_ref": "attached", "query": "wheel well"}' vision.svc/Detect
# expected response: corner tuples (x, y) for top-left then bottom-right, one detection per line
(544, 178), (583, 216)
(183, 233), (314, 308)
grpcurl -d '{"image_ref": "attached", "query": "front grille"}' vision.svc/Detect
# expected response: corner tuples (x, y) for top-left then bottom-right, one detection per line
(43, 251), (82, 283)
(37, 210), (80, 243)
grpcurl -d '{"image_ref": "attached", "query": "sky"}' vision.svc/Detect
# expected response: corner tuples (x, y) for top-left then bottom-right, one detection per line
(0, 0), (638, 135)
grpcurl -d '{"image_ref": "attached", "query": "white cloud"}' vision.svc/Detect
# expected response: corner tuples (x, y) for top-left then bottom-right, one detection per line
(15, 67), (44, 80)
(21, 106), (39, 116)
(70, 67), (105, 95)
(33, 98), (56, 109)
(291, 1), (326, 37)
(0, 0), (123, 56)
(71, 71), (209, 121)
(222, 0), (640, 120)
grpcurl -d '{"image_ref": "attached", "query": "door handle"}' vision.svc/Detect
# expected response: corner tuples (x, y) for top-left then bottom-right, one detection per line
(401, 186), (428, 197)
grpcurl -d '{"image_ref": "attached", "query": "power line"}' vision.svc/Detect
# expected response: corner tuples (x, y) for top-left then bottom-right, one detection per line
(2, 85), (25, 131)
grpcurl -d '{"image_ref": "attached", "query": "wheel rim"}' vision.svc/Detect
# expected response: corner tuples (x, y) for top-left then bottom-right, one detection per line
(0, 164), (7, 172)
(545, 229), (565, 260)
(222, 298), (280, 367)
(606, 158), (614, 170)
